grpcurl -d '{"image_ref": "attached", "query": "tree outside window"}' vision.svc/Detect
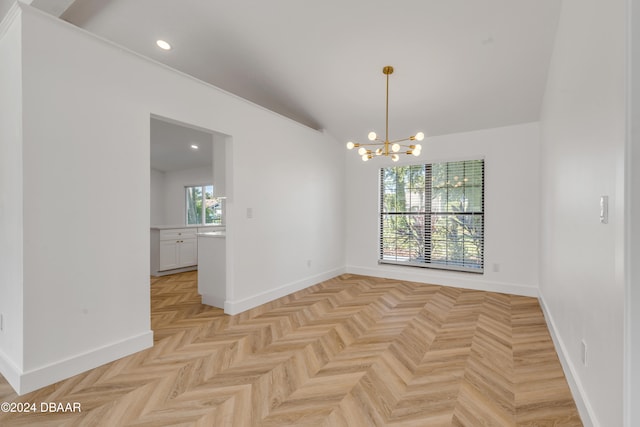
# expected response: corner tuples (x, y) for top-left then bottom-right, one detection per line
(380, 159), (484, 272)
(186, 185), (223, 225)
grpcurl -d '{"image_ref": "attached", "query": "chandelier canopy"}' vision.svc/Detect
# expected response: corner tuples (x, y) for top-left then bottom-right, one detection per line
(347, 66), (424, 162)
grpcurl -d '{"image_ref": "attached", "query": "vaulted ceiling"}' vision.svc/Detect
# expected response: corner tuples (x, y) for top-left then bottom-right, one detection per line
(31, 0), (562, 145)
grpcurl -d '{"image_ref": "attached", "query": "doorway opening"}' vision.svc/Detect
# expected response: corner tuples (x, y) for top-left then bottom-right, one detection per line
(148, 114), (231, 326)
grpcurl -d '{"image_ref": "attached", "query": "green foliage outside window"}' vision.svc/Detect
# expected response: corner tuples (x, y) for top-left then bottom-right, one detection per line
(380, 160), (484, 272)
(186, 185), (222, 225)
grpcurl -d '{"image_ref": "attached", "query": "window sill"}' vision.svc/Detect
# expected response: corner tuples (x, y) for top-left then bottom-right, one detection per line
(378, 259), (484, 274)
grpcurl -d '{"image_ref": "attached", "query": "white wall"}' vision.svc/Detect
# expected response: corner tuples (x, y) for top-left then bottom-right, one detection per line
(345, 122), (541, 296)
(0, 3), (24, 390)
(0, 0), (13, 20)
(226, 125), (346, 311)
(20, 7), (154, 390)
(627, 2), (640, 425)
(539, 0), (627, 426)
(150, 168), (166, 225)
(163, 166), (213, 225)
(0, 4), (345, 394)
(150, 165), (215, 226)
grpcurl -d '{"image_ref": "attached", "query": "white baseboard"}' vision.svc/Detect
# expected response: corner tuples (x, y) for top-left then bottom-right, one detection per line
(346, 266), (594, 424)
(346, 264), (538, 297)
(222, 264), (537, 315)
(0, 347), (22, 394)
(224, 267), (347, 315)
(5, 330), (153, 395)
(201, 294), (225, 309)
(538, 295), (598, 427)
(152, 265), (197, 277)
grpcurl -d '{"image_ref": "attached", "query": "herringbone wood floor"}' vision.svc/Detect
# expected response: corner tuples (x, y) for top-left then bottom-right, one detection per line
(0, 273), (581, 426)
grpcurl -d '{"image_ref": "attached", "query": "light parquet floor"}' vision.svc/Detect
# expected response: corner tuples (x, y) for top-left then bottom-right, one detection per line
(0, 273), (582, 426)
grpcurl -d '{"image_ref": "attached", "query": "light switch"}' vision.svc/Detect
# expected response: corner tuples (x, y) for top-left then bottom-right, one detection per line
(600, 196), (608, 224)
(246, 207), (253, 219)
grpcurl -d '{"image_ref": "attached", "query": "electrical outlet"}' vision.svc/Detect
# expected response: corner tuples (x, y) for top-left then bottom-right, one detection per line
(307, 260), (312, 268)
(581, 340), (587, 366)
(0, 313), (4, 332)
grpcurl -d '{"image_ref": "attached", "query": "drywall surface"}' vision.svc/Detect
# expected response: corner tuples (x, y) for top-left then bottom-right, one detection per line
(0, 3), (24, 389)
(162, 166), (213, 225)
(626, 2), (640, 425)
(345, 122), (541, 297)
(14, 4), (345, 392)
(150, 168), (166, 226)
(539, 0), (627, 425)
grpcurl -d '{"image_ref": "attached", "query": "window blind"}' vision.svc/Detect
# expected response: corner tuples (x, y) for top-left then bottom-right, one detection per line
(379, 159), (484, 273)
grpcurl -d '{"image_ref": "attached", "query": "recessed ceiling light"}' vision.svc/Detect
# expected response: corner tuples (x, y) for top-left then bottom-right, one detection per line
(156, 39), (171, 50)
(190, 144), (199, 150)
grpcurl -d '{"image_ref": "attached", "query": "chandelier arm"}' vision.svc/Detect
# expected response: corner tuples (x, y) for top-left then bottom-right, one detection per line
(346, 65), (422, 161)
(388, 137), (413, 144)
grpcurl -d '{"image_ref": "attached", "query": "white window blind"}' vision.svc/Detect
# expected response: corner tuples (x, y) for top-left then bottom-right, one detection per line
(380, 159), (484, 273)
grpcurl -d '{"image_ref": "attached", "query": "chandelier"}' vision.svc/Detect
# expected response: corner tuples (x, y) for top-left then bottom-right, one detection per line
(347, 66), (424, 162)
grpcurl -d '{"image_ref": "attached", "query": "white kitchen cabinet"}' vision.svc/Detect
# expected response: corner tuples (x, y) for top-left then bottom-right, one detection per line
(150, 227), (198, 276)
(176, 237), (197, 267)
(197, 231), (226, 309)
(159, 228), (198, 271)
(159, 238), (197, 270)
(159, 239), (180, 271)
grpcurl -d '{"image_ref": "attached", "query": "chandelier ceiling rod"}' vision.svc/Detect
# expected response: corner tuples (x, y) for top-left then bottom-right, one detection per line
(346, 65), (424, 162)
(385, 66), (391, 147)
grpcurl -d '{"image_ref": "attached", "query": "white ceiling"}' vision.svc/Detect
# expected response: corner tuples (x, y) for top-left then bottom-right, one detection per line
(36, 0), (562, 145)
(150, 118), (213, 173)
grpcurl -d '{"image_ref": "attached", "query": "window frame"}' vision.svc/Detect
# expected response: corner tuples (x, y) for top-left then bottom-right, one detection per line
(185, 184), (223, 226)
(378, 159), (484, 273)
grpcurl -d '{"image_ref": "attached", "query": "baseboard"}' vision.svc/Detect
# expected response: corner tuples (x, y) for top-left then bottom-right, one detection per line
(0, 347), (22, 394)
(538, 294), (598, 427)
(201, 294), (225, 309)
(346, 265), (538, 297)
(345, 266), (594, 423)
(152, 265), (197, 277)
(224, 267), (347, 315)
(15, 330), (153, 395)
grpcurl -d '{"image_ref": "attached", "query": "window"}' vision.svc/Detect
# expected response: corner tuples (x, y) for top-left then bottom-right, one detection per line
(186, 185), (223, 225)
(380, 159), (484, 273)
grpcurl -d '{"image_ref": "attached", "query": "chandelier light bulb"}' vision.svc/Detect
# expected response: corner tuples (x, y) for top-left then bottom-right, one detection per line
(345, 66), (426, 163)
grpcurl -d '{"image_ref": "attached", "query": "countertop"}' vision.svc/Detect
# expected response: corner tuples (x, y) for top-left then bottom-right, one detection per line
(197, 231), (226, 238)
(151, 224), (225, 231)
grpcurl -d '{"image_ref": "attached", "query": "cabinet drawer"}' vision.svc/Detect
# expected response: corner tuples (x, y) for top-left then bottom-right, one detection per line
(160, 228), (197, 241)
